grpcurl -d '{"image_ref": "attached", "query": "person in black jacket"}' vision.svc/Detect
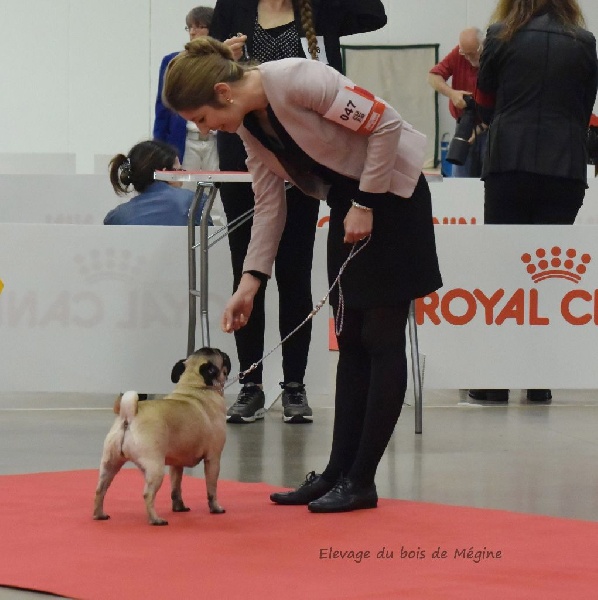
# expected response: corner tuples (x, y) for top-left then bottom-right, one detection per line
(470, 0), (598, 404)
(209, 0), (387, 424)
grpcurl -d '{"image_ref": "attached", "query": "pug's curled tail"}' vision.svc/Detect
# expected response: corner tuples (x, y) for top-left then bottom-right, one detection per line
(119, 391), (139, 423)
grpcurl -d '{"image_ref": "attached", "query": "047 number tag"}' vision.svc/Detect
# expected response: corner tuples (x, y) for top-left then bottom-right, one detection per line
(323, 86), (386, 134)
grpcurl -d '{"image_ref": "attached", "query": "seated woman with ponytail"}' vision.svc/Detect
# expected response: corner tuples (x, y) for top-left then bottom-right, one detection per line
(104, 139), (211, 226)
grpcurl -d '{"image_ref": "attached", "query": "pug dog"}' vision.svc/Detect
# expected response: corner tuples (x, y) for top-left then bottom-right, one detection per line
(93, 347), (230, 526)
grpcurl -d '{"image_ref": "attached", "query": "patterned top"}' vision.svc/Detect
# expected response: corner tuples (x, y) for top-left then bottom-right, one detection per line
(251, 18), (304, 63)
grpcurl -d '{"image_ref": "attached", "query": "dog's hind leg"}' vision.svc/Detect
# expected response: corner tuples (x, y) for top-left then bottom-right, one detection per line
(204, 456), (225, 514)
(169, 466), (190, 513)
(140, 460), (168, 525)
(93, 458), (125, 520)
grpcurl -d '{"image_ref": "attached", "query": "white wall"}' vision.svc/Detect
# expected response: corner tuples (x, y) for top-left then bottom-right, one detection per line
(1, 0), (597, 172)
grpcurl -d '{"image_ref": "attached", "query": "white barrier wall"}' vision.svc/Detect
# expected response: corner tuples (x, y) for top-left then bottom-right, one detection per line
(417, 226), (598, 388)
(0, 154), (76, 175)
(2, 177), (598, 393)
(0, 225), (330, 397)
(0, 175), (117, 224)
(4, 175), (598, 226)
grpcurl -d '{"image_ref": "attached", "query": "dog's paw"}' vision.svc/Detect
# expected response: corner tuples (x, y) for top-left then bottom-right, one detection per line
(150, 518), (169, 526)
(93, 514), (111, 521)
(172, 503), (191, 513)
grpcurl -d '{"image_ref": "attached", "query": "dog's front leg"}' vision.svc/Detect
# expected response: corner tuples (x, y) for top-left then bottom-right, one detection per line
(169, 465), (190, 513)
(204, 456), (225, 514)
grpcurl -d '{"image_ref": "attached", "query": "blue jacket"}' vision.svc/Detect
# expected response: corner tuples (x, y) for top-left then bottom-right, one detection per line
(104, 181), (209, 225)
(153, 52), (187, 160)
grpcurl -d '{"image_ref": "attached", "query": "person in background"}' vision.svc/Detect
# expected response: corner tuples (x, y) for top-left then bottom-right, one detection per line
(153, 6), (224, 224)
(469, 0), (597, 403)
(428, 27), (487, 178)
(209, 0), (387, 425)
(104, 139), (210, 226)
(162, 37), (441, 512)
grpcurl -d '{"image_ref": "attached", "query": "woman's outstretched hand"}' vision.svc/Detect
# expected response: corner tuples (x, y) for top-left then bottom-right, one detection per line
(221, 273), (262, 332)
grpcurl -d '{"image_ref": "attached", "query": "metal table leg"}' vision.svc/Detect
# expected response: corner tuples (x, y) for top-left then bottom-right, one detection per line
(187, 183), (256, 355)
(407, 300), (423, 434)
(187, 182), (216, 354)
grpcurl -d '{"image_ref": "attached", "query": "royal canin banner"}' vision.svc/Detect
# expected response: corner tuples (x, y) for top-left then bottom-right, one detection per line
(416, 226), (598, 388)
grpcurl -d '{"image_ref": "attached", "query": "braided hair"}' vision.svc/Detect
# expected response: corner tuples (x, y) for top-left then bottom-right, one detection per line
(297, 0), (319, 60)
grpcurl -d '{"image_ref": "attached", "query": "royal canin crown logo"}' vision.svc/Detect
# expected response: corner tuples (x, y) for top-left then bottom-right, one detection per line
(417, 246), (596, 327)
(521, 247), (591, 284)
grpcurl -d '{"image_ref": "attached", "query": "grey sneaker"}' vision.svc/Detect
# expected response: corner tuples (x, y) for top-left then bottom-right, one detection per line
(227, 383), (265, 423)
(280, 382), (313, 424)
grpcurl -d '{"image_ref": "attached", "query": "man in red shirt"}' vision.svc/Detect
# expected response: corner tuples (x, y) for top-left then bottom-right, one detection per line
(428, 27), (486, 177)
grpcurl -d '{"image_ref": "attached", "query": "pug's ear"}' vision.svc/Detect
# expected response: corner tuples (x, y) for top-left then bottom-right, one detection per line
(171, 359), (186, 383)
(199, 361), (220, 386)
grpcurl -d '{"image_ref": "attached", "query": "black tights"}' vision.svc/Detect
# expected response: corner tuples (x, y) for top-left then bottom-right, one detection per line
(322, 302), (410, 488)
(217, 132), (318, 385)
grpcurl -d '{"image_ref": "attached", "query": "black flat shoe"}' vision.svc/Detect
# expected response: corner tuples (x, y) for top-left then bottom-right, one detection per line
(468, 389), (509, 402)
(270, 471), (335, 505)
(527, 389), (552, 402)
(308, 477), (378, 513)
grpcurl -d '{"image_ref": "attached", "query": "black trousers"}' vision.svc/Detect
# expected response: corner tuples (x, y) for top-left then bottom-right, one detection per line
(217, 132), (319, 385)
(484, 172), (585, 224)
(322, 303), (410, 488)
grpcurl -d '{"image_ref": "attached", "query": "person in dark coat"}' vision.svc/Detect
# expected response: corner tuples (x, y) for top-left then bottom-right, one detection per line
(470, 0), (598, 403)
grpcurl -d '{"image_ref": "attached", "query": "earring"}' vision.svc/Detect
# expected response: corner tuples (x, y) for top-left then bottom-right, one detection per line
(227, 97), (234, 104)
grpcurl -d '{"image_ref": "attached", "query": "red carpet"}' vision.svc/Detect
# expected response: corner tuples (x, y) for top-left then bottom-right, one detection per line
(1, 470), (597, 599)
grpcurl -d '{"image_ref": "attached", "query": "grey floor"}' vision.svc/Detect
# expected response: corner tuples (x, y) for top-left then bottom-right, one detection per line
(1, 383), (598, 598)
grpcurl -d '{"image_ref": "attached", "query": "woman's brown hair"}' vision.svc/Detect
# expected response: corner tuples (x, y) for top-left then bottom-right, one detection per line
(163, 37), (247, 113)
(490, 0), (586, 41)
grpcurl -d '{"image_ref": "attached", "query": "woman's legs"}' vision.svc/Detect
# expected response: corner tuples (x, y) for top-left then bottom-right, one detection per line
(274, 185), (319, 384)
(323, 302), (410, 487)
(216, 133), (318, 423)
(322, 307), (370, 481)
(348, 304), (410, 487)
(220, 179), (266, 385)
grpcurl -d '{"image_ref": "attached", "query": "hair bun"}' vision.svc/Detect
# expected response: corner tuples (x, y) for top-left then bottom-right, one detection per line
(185, 36), (233, 60)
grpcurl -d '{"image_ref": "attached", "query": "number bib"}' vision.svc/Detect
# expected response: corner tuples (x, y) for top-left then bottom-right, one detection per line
(323, 86), (386, 134)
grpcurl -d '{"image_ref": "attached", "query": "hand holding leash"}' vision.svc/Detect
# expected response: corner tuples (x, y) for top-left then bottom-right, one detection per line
(344, 202), (373, 243)
(223, 33), (249, 62)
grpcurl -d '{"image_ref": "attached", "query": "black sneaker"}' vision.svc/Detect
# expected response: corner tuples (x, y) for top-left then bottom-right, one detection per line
(280, 382), (313, 423)
(527, 389), (552, 402)
(468, 389), (509, 402)
(226, 383), (265, 423)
